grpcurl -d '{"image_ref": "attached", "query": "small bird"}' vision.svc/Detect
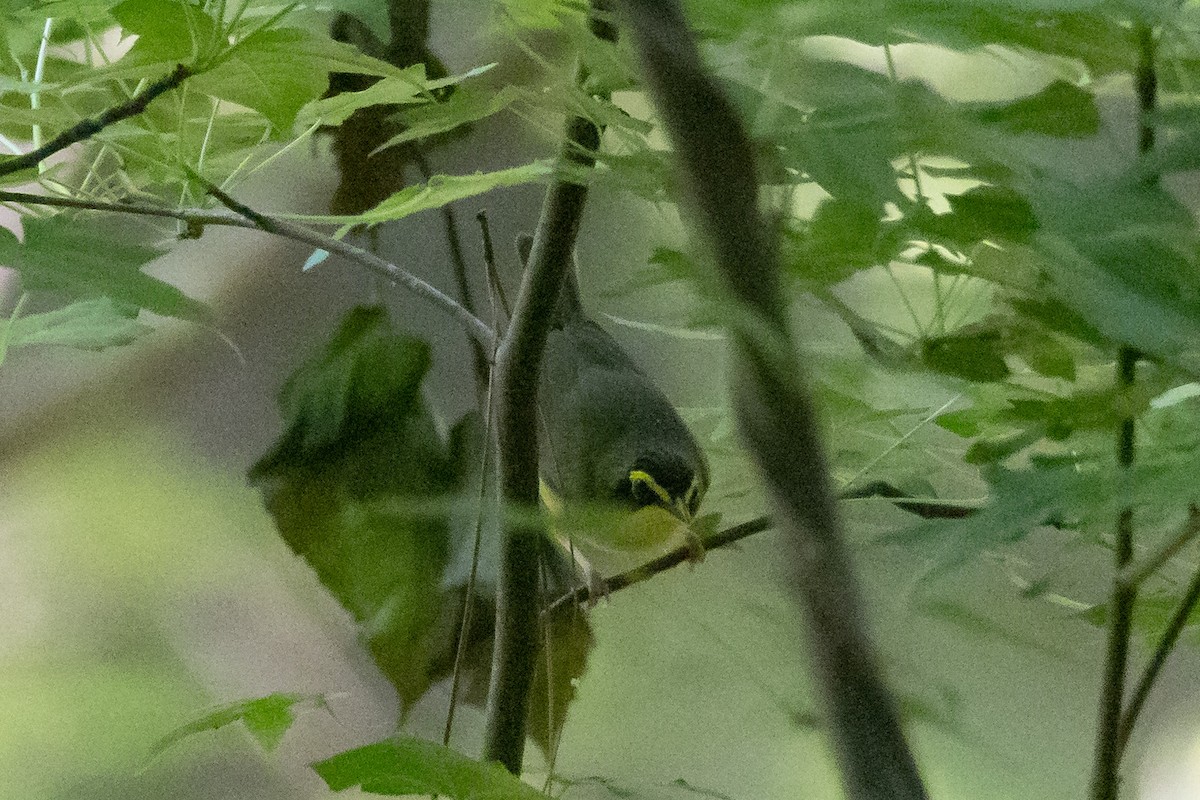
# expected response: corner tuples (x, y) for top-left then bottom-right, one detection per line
(517, 235), (710, 598)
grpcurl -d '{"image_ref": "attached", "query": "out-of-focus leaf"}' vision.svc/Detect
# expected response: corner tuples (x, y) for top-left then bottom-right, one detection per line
(110, 0), (219, 64)
(300, 66), (430, 128)
(248, 306), (455, 711)
(1081, 590), (1200, 648)
(966, 80), (1099, 138)
(149, 693), (320, 758)
(942, 185), (1038, 244)
(789, 198), (881, 285)
(964, 426), (1044, 464)
(529, 602), (595, 755)
(884, 464), (1091, 577)
(920, 327), (1011, 382)
(325, 0), (391, 41)
(6, 297), (150, 351)
(314, 736), (549, 799)
(0, 217), (205, 320)
(1030, 177), (1200, 369)
(194, 28), (394, 131)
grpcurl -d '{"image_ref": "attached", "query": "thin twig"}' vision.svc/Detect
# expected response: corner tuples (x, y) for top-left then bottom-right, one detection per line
(543, 515), (773, 614)
(416, 153), (489, 392)
(1118, 506), (1200, 591)
(1116, 560), (1200, 757)
(0, 184), (498, 350)
(476, 211), (512, 318)
(0, 64), (192, 177)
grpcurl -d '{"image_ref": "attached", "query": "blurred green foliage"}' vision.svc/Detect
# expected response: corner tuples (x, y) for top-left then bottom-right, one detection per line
(4, 0), (1200, 798)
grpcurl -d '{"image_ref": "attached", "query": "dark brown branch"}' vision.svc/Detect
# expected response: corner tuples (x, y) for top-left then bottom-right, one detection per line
(482, 1), (615, 774)
(0, 64), (191, 177)
(612, 2), (927, 798)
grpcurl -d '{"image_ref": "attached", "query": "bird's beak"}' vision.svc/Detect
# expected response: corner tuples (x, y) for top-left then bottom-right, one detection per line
(670, 496), (693, 525)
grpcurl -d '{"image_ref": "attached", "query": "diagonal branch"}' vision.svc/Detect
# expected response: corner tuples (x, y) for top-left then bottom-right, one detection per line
(0, 64), (192, 177)
(0, 188), (495, 351)
(612, 2), (928, 798)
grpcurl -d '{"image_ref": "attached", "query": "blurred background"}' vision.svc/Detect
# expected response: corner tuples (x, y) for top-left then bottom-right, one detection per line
(2, 3), (1200, 800)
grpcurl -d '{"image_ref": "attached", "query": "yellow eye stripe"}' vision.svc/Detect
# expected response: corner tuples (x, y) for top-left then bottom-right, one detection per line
(629, 469), (672, 507)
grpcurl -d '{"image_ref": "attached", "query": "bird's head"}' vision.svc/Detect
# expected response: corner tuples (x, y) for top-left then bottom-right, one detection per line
(615, 453), (707, 525)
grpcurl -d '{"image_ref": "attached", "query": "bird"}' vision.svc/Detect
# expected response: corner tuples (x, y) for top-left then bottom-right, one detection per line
(517, 234), (710, 599)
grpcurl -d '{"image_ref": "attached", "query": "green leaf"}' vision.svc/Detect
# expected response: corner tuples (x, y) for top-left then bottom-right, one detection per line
(884, 464), (1088, 577)
(313, 736), (549, 799)
(964, 426), (1045, 464)
(297, 65), (430, 128)
(314, 161), (554, 226)
(248, 306), (460, 712)
(110, 0), (220, 64)
(0, 216), (205, 320)
(920, 327), (1011, 382)
(377, 84), (519, 149)
(149, 693), (319, 759)
(6, 297), (151, 351)
(325, 0), (390, 41)
(966, 80), (1099, 138)
(943, 185), (1038, 243)
(789, 197), (881, 285)
(194, 28), (385, 131)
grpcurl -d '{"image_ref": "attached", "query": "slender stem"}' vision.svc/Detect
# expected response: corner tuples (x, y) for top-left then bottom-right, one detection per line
(1117, 560), (1200, 758)
(483, 1), (615, 774)
(415, 153), (488, 392)
(1090, 22), (1155, 800)
(443, 354), (498, 748)
(31, 17), (53, 160)
(0, 64), (192, 177)
(0, 189), (495, 350)
(476, 211), (512, 318)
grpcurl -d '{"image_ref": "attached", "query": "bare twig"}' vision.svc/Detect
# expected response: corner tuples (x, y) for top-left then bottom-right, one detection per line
(476, 211), (512, 318)
(613, 2), (927, 798)
(0, 64), (192, 177)
(543, 515), (772, 615)
(0, 189), (496, 350)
